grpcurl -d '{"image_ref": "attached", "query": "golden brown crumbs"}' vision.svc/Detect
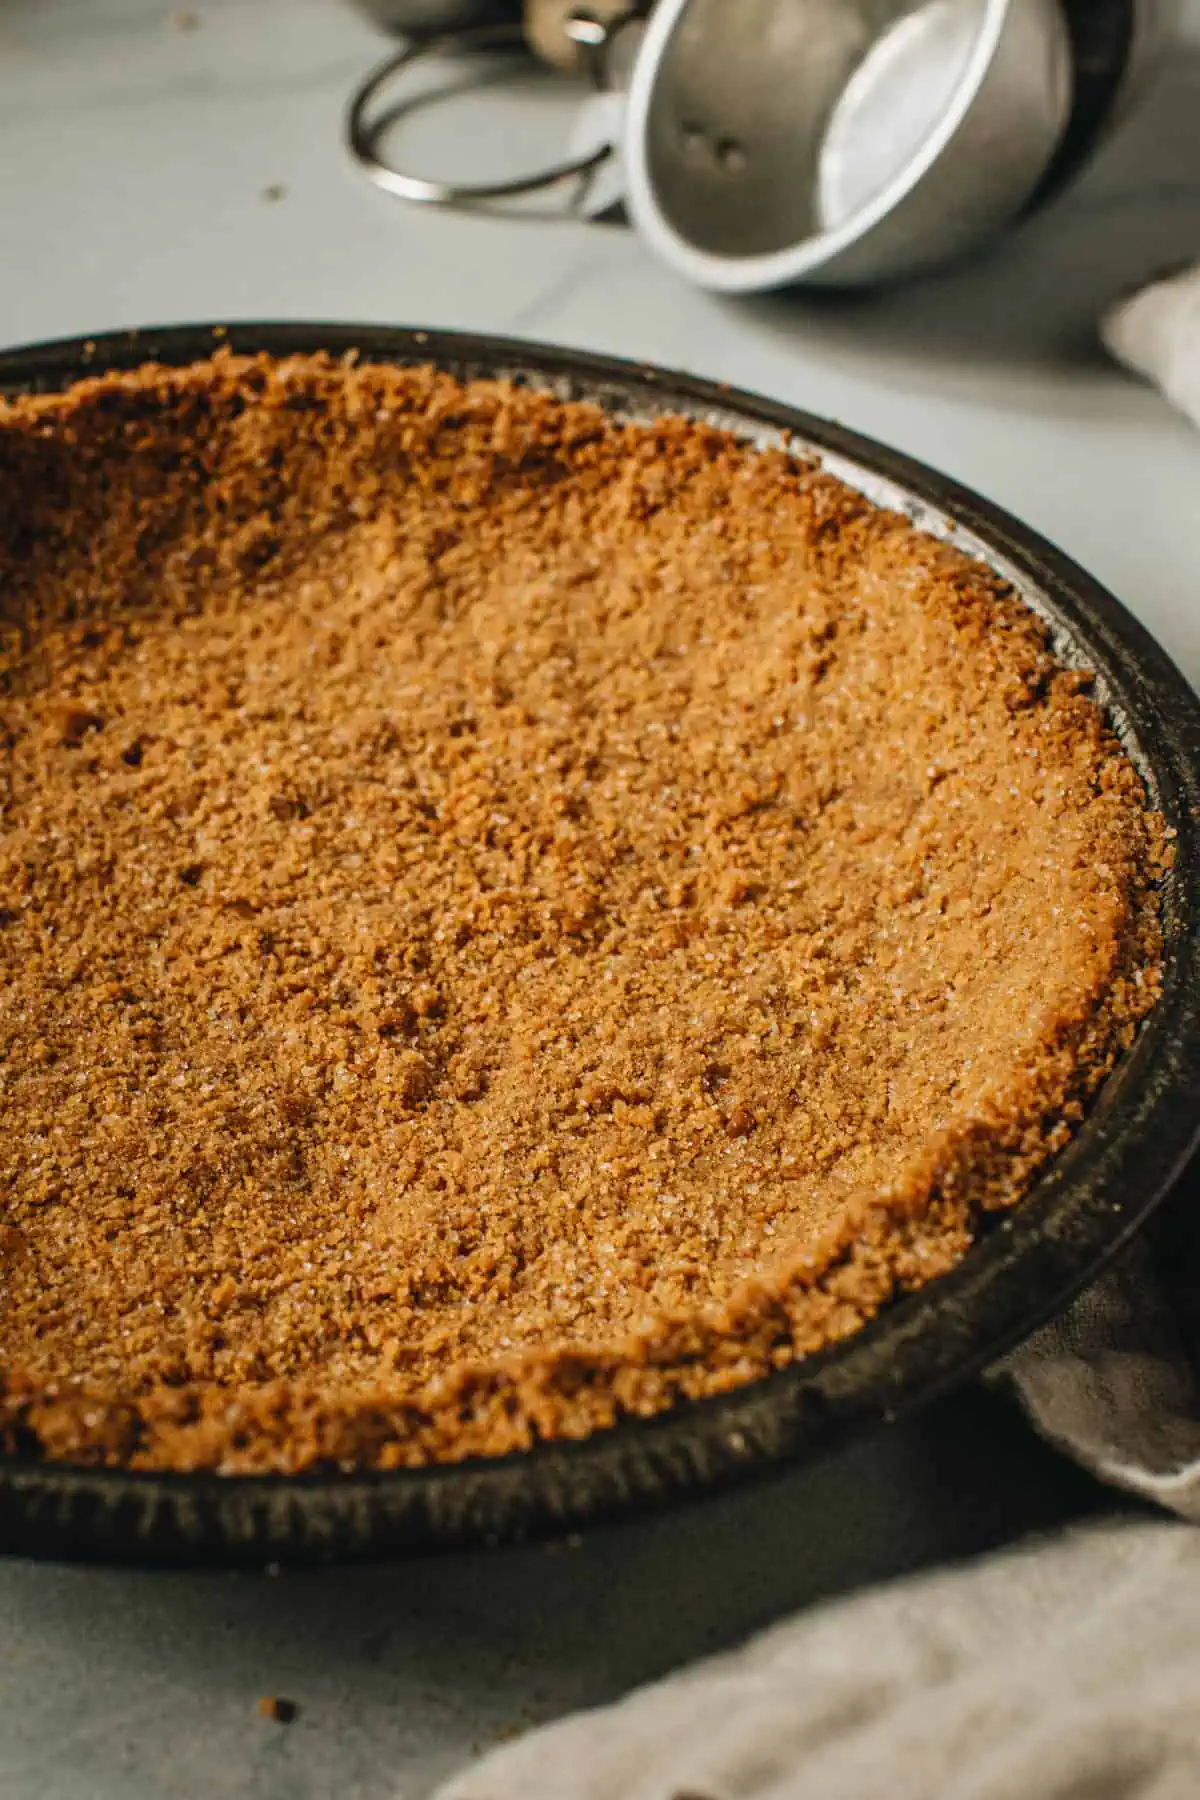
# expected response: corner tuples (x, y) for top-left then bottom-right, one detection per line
(0, 352), (1168, 1474)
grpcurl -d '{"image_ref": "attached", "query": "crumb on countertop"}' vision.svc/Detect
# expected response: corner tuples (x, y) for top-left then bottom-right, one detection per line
(257, 1696), (298, 1725)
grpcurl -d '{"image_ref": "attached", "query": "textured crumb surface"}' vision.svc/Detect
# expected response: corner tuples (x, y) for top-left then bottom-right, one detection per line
(0, 353), (1169, 1473)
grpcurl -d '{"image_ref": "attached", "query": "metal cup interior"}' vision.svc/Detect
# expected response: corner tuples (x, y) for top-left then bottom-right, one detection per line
(624, 0), (1075, 288)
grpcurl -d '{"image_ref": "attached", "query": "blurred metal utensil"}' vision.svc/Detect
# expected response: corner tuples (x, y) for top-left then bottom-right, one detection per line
(344, 0), (1177, 290)
(346, 13), (633, 208)
(622, 0), (1077, 289)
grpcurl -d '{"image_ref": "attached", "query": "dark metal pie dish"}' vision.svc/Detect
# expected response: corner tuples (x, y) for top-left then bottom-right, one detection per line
(1, 321), (1197, 1565)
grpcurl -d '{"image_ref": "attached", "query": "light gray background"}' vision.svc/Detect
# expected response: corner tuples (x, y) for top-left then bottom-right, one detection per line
(1, 4), (1198, 1796)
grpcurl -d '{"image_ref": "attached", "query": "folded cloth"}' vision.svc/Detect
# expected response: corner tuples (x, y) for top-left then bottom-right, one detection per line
(1001, 1230), (1200, 1525)
(1103, 262), (1200, 427)
(435, 1520), (1200, 1800)
(434, 1183), (1200, 1800)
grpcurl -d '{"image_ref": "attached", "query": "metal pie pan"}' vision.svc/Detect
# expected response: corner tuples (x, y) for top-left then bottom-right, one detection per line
(1, 322), (1198, 1566)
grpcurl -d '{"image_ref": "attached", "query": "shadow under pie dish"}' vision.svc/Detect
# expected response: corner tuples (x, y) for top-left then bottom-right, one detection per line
(0, 325), (1197, 1563)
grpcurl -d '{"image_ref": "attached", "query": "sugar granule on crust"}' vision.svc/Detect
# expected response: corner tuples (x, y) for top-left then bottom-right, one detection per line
(0, 353), (1169, 1473)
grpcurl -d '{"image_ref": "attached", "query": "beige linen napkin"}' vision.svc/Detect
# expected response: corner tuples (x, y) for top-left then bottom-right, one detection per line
(1104, 262), (1200, 428)
(435, 1519), (1200, 1800)
(1002, 1233), (1200, 1525)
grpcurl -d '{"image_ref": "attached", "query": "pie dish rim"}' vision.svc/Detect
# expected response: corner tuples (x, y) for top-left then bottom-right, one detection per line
(1, 319), (1197, 1565)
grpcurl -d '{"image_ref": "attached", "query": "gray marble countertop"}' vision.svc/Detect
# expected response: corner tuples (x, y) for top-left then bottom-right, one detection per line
(1, 4), (1199, 1796)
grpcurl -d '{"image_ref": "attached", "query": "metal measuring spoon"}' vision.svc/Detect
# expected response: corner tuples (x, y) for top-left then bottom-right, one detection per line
(621, 0), (1095, 288)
